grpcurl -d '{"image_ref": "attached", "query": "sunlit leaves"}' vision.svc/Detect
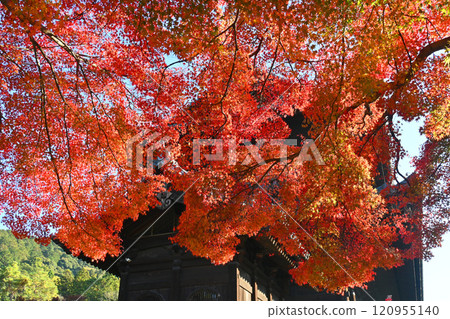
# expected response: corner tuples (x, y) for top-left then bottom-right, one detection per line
(0, 0), (449, 292)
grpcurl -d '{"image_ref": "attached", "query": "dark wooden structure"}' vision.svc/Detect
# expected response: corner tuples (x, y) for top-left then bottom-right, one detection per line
(52, 110), (424, 300)
(61, 189), (422, 301)
(356, 259), (423, 301)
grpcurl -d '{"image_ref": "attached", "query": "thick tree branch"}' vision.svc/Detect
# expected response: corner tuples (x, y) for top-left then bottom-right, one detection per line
(343, 36), (450, 118)
(387, 114), (410, 187)
(402, 36), (450, 84)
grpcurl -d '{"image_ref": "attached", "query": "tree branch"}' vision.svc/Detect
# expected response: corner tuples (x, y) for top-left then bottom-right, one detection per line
(341, 36), (450, 120)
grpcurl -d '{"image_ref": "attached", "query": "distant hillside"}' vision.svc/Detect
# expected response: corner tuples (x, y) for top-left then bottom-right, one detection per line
(0, 229), (119, 300)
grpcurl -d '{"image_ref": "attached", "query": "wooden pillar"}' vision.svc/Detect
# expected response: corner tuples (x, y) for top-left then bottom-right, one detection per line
(117, 258), (131, 301)
(228, 262), (239, 301)
(268, 275), (274, 301)
(252, 262), (257, 301)
(170, 258), (182, 300)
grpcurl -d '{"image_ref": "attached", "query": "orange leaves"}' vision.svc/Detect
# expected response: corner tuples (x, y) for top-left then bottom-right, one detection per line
(424, 99), (450, 141)
(0, 0), (449, 292)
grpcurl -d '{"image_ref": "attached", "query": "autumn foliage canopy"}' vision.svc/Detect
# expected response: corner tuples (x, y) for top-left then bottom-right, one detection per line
(0, 0), (449, 291)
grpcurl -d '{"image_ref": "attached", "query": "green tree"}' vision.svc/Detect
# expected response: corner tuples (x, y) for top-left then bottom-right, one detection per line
(55, 269), (74, 298)
(0, 262), (29, 301)
(84, 273), (120, 301)
(21, 258), (58, 300)
(0, 230), (119, 300)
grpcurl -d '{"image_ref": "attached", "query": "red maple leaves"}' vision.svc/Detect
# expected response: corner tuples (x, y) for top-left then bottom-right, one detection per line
(0, 0), (449, 291)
